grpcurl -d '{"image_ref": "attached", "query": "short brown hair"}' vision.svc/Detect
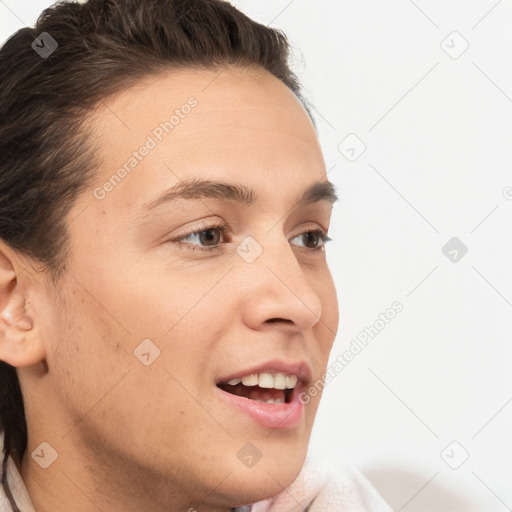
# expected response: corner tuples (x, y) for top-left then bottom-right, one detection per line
(0, 0), (313, 508)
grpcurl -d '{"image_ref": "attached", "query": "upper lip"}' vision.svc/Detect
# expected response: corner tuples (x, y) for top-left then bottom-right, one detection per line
(216, 359), (312, 387)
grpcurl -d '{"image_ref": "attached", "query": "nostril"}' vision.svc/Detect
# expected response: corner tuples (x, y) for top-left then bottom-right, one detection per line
(266, 318), (292, 324)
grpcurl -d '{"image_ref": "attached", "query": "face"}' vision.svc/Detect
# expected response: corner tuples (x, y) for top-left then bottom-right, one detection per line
(19, 67), (339, 510)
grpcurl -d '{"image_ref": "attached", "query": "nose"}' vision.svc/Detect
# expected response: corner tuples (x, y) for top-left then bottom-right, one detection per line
(239, 235), (324, 334)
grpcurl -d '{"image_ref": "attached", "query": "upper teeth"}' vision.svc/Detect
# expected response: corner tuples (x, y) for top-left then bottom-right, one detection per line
(226, 372), (298, 389)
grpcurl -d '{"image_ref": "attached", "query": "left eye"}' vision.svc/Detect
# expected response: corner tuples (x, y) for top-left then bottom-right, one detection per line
(173, 223), (227, 250)
(172, 223), (332, 253)
(292, 230), (332, 250)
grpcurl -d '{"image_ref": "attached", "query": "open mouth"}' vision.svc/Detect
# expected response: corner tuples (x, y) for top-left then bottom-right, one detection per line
(217, 382), (294, 404)
(215, 367), (307, 429)
(216, 373), (298, 404)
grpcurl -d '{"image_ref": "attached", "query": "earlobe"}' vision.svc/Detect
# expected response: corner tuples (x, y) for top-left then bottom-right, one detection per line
(0, 247), (45, 368)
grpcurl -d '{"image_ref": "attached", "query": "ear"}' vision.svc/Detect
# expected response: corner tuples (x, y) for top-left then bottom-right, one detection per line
(0, 243), (45, 367)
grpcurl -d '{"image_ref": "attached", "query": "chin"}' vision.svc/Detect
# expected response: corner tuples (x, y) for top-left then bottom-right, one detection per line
(212, 443), (307, 507)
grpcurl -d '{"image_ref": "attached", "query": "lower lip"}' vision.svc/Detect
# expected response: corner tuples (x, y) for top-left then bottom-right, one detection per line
(215, 385), (305, 430)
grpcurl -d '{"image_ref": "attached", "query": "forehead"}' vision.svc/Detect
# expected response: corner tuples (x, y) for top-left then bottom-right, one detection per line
(83, 67), (326, 216)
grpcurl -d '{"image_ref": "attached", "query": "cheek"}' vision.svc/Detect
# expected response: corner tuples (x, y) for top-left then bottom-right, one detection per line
(102, 258), (224, 340)
(46, 281), (221, 457)
(47, 309), (127, 426)
(58, 265), (225, 401)
(41, 276), (138, 423)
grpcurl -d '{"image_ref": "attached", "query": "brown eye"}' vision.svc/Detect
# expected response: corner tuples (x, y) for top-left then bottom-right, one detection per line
(197, 228), (222, 246)
(171, 221), (229, 253)
(292, 230), (331, 251)
(302, 231), (321, 249)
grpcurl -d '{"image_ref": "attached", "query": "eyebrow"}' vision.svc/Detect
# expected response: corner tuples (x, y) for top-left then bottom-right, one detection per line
(140, 177), (338, 213)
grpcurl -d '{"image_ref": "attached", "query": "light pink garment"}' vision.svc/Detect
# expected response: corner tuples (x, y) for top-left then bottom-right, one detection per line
(249, 454), (392, 511)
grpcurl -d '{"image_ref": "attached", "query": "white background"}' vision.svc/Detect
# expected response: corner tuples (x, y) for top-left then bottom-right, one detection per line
(1, 1), (511, 511)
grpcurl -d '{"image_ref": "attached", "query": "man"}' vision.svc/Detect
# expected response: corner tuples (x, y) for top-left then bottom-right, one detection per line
(0, 1), (392, 510)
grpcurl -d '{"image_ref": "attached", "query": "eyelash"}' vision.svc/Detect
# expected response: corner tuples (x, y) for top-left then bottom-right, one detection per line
(170, 220), (332, 254)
